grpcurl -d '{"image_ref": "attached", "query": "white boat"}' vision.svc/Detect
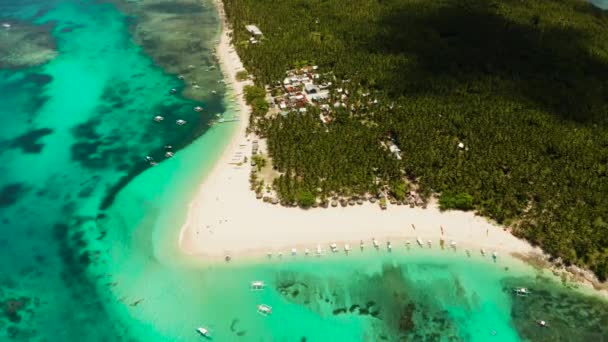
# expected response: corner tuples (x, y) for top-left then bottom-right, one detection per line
(416, 237), (424, 247)
(165, 151), (174, 158)
(427, 240), (432, 248)
(291, 248), (297, 256)
(2, 23), (10, 29)
(450, 241), (457, 249)
(176, 119), (187, 125)
(372, 238), (379, 249)
(492, 251), (498, 259)
(359, 240), (365, 250)
(316, 244), (323, 256)
(145, 156), (153, 162)
(330, 243), (338, 252)
(257, 304), (272, 316)
(304, 248), (310, 256)
(194, 106), (204, 112)
(250, 280), (265, 290)
(196, 327), (210, 337)
(514, 287), (530, 296)
(536, 320), (549, 328)
(154, 115), (164, 122)
(344, 244), (351, 253)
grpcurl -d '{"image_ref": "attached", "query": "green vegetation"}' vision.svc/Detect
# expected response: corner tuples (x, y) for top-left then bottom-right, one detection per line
(439, 192), (474, 211)
(251, 154), (267, 171)
(243, 85), (269, 123)
(235, 70), (249, 81)
(297, 190), (316, 208)
(224, 0), (608, 279)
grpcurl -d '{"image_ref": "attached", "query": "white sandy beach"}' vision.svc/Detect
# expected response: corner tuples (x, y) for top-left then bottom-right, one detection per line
(177, 0), (543, 264)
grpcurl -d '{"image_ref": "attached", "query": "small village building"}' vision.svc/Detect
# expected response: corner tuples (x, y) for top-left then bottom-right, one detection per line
(304, 83), (318, 94)
(245, 24), (263, 36)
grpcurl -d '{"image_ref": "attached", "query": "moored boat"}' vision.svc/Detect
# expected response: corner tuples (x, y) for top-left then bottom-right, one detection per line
(514, 287), (530, 296)
(257, 304), (272, 316)
(250, 280), (265, 290)
(196, 327), (210, 338)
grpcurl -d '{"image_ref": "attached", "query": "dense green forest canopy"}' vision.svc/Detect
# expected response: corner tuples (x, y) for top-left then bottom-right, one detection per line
(223, 0), (608, 280)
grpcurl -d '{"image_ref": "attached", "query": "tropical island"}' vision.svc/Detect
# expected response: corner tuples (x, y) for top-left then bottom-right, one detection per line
(182, 0), (608, 289)
(228, 0), (608, 279)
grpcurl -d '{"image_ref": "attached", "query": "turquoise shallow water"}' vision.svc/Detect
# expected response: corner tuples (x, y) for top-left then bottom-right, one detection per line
(1, 0), (607, 341)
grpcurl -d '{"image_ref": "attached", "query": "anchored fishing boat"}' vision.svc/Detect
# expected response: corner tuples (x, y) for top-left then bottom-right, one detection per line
(250, 280), (265, 290)
(257, 304), (272, 316)
(196, 326), (210, 338)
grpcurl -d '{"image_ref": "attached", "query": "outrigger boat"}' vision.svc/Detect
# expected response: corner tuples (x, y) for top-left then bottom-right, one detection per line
(513, 287), (530, 296)
(257, 304), (272, 316)
(330, 243), (338, 253)
(416, 237), (424, 247)
(250, 280), (265, 290)
(196, 327), (210, 338)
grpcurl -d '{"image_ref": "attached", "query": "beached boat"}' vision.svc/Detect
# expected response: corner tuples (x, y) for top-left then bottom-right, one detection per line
(344, 244), (351, 253)
(405, 240), (411, 248)
(480, 248), (486, 256)
(196, 327), (210, 337)
(416, 237), (423, 247)
(330, 243), (338, 252)
(304, 248), (310, 256)
(250, 280), (265, 290)
(291, 248), (297, 256)
(386, 241), (392, 251)
(257, 304), (272, 316)
(427, 240), (432, 248)
(450, 241), (457, 249)
(316, 244), (323, 256)
(372, 238), (379, 249)
(360, 240), (365, 250)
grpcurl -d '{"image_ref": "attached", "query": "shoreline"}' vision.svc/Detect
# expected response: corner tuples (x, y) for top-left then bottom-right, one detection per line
(180, 0), (607, 296)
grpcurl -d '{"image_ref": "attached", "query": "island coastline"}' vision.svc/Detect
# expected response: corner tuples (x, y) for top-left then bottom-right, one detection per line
(179, 0), (608, 296)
